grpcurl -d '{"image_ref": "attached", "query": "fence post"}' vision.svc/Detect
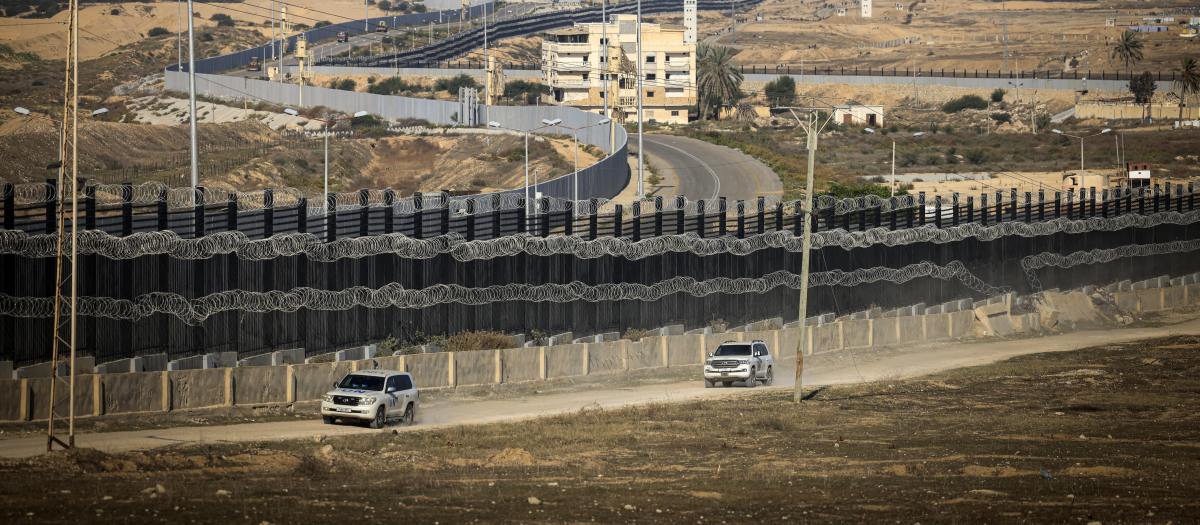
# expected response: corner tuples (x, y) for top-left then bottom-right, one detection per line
(538, 197), (549, 238)
(194, 186), (206, 238)
(980, 193), (988, 226)
(654, 196), (663, 237)
(950, 196), (959, 226)
(1038, 189), (1045, 221)
(632, 201), (642, 242)
(918, 192), (926, 226)
(298, 198), (308, 234)
(1023, 192), (1032, 223)
(359, 188), (370, 238)
(326, 193), (338, 242)
(588, 198), (598, 240)
(1009, 188), (1018, 221)
(675, 196), (685, 234)
(934, 196), (942, 228)
(718, 197), (727, 236)
(159, 190), (171, 232)
(697, 199), (707, 239)
(45, 178), (57, 234)
(384, 189), (395, 234)
(516, 198), (526, 234)
(120, 181), (133, 237)
(563, 198), (572, 237)
(266, 189), (278, 237)
(1088, 187), (1097, 218)
(466, 197), (477, 241)
(966, 196), (974, 224)
(493, 194), (503, 239)
(439, 191), (451, 236)
(1190, 182), (1195, 211)
(2, 183), (12, 231)
(1067, 189), (1075, 219)
(1177, 184), (1184, 213)
(1164, 183), (1172, 213)
(614, 204), (623, 238)
(736, 200), (745, 239)
(775, 202), (784, 231)
(83, 184), (95, 231)
(412, 191), (424, 239)
(757, 196), (766, 234)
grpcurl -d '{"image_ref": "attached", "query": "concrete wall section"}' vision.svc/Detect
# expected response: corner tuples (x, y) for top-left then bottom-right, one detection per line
(1162, 286), (1185, 310)
(776, 329), (800, 359)
(231, 367), (289, 405)
(101, 372), (164, 415)
(842, 320), (871, 349)
(667, 335), (705, 366)
(405, 353), (452, 388)
(293, 362), (356, 401)
(455, 350), (499, 386)
(898, 316), (924, 343)
(626, 339), (663, 369)
(169, 369), (227, 410)
(808, 323), (843, 355)
(872, 318), (900, 346)
(500, 347), (543, 383)
(949, 311), (975, 338)
(587, 342), (626, 375)
(1136, 288), (1164, 312)
(924, 313), (950, 341)
(0, 380), (21, 421)
(545, 345), (587, 378)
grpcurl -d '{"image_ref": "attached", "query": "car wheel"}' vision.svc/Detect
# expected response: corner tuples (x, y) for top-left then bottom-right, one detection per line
(369, 406), (386, 429)
(322, 416), (335, 425)
(764, 367), (774, 386)
(722, 381), (734, 388)
(746, 368), (757, 388)
(402, 404), (415, 426)
(704, 379), (714, 388)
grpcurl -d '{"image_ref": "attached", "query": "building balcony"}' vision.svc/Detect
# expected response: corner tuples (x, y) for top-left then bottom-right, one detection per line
(550, 79), (594, 88)
(543, 42), (593, 54)
(664, 62), (690, 71)
(548, 61), (592, 72)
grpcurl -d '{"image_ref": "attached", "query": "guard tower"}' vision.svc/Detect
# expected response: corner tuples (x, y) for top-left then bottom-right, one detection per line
(862, 0), (872, 18)
(683, 0), (697, 44)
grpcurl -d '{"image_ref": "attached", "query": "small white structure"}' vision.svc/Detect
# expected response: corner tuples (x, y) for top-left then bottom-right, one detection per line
(835, 7), (847, 16)
(862, 0), (872, 18)
(684, 0), (697, 44)
(1105, 18), (1116, 27)
(832, 103), (884, 126)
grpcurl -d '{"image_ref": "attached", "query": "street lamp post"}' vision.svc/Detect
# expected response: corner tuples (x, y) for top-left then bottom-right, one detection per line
(284, 108), (370, 215)
(13, 107), (107, 179)
(489, 119), (562, 217)
(1052, 128), (1111, 184)
(865, 128), (924, 197)
(557, 118), (613, 205)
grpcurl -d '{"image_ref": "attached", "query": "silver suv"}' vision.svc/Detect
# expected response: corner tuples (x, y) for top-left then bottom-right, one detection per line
(703, 341), (774, 388)
(321, 370), (419, 429)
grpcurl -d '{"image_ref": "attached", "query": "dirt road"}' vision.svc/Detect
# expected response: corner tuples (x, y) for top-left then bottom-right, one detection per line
(3, 318), (1197, 459)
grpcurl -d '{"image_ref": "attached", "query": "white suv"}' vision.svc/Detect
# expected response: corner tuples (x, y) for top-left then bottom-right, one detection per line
(321, 370), (419, 429)
(703, 341), (774, 388)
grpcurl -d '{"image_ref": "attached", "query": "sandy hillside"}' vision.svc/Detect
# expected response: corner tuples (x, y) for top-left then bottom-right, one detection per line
(0, 0), (398, 61)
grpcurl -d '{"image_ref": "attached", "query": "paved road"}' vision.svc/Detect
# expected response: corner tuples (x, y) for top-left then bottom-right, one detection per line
(225, 4), (537, 78)
(5, 319), (1196, 460)
(639, 134), (781, 202)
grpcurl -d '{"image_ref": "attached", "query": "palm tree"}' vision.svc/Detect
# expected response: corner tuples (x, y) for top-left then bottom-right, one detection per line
(695, 42), (744, 120)
(1111, 30), (1144, 70)
(1173, 56), (1199, 120)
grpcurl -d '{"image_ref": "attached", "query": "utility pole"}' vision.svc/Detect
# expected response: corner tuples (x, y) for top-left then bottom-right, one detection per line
(176, 0), (181, 69)
(636, 0), (644, 200)
(1001, 1), (1008, 73)
(365, 0), (370, 32)
(484, 0), (489, 146)
(782, 107), (825, 404)
(730, 0), (735, 44)
(187, 0), (198, 199)
(602, 0), (608, 139)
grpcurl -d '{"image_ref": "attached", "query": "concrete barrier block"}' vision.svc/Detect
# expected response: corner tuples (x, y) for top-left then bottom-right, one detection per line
(405, 353), (452, 388)
(0, 361), (11, 381)
(626, 339), (661, 369)
(1136, 288), (1164, 312)
(272, 348), (306, 366)
(545, 344), (586, 378)
(1187, 284), (1200, 304)
(742, 331), (777, 350)
(293, 361), (356, 401)
(660, 325), (685, 336)
(667, 335), (705, 366)
(15, 357), (94, 379)
(1130, 280), (1146, 291)
(101, 372), (165, 415)
(924, 305), (944, 315)
(549, 332), (574, 346)
(684, 327), (711, 335)
(455, 350), (499, 386)
(842, 320), (871, 349)
(1114, 291), (1139, 312)
(898, 316), (924, 343)
(601, 331), (621, 342)
(987, 314), (1016, 336)
(500, 347), (542, 383)
(1044, 292), (1097, 322)
(924, 313), (951, 340)
(872, 318), (900, 346)
(1118, 280), (1132, 292)
(509, 334), (526, 347)
(0, 379), (21, 421)
(941, 301), (961, 314)
(777, 328), (800, 358)
(587, 342), (626, 375)
(809, 323), (842, 354)
(573, 335), (602, 344)
(231, 366), (288, 405)
(1163, 285), (1186, 310)
(168, 368), (226, 410)
(986, 296), (1005, 306)
(950, 311), (976, 338)
(354, 356), (405, 372)
(237, 353), (274, 367)
(1157, 275), (1170, 288)
(1170, 278), (1185, 287)
(1012, 313), (1042, 334)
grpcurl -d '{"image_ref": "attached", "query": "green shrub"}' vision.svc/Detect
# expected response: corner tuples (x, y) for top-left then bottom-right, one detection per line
(942, 94), (988, 113)
(110, 8), (119, 15)
(990, 88), (1006, 103)
(333, 78), (357, 91)
(433, 73), (479, 94)
(147, 27), (171, 37)
(964, 148), (988, 165)
(1036, 113), (1051, 131)
(990, 112), (1012, 124)
(350, 114), (384, 128)
(763, 75), (795, 104)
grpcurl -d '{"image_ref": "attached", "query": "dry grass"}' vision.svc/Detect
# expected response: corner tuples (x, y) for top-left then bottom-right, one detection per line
(444, 330), (516, 353)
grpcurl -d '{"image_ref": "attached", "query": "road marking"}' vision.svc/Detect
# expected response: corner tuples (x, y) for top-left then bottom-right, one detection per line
(708, 141), (762, 198)
(645, 137), (719, 201)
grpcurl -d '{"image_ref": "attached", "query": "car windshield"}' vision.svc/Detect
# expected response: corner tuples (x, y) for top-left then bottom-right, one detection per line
(714, 345), (752, 357)
(337, 375), (385, 391)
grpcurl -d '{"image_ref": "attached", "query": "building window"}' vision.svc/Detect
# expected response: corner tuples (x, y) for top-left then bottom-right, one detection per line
(646, 90), (654, 97)
(671, 111), (680, 116)
(646, 55), (656, 63)
(646, 73), (656, 81)
(582, 73), (588, 80)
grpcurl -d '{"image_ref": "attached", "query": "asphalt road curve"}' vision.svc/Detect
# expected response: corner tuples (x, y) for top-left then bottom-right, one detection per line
(639, 134), (782, 203)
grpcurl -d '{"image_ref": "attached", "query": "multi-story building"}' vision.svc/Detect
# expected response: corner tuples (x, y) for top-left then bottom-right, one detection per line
(541, 14), (697, 124)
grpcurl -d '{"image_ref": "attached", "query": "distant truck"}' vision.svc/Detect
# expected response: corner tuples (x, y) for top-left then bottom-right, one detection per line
(376, 21), (388, 33)
(703, 340), (774, 388)
(337, 31), (349, 42)
(247, 56), (261, 71)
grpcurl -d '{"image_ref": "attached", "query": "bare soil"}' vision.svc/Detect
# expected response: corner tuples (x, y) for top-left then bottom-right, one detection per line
(3, 334), (1198, 523)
